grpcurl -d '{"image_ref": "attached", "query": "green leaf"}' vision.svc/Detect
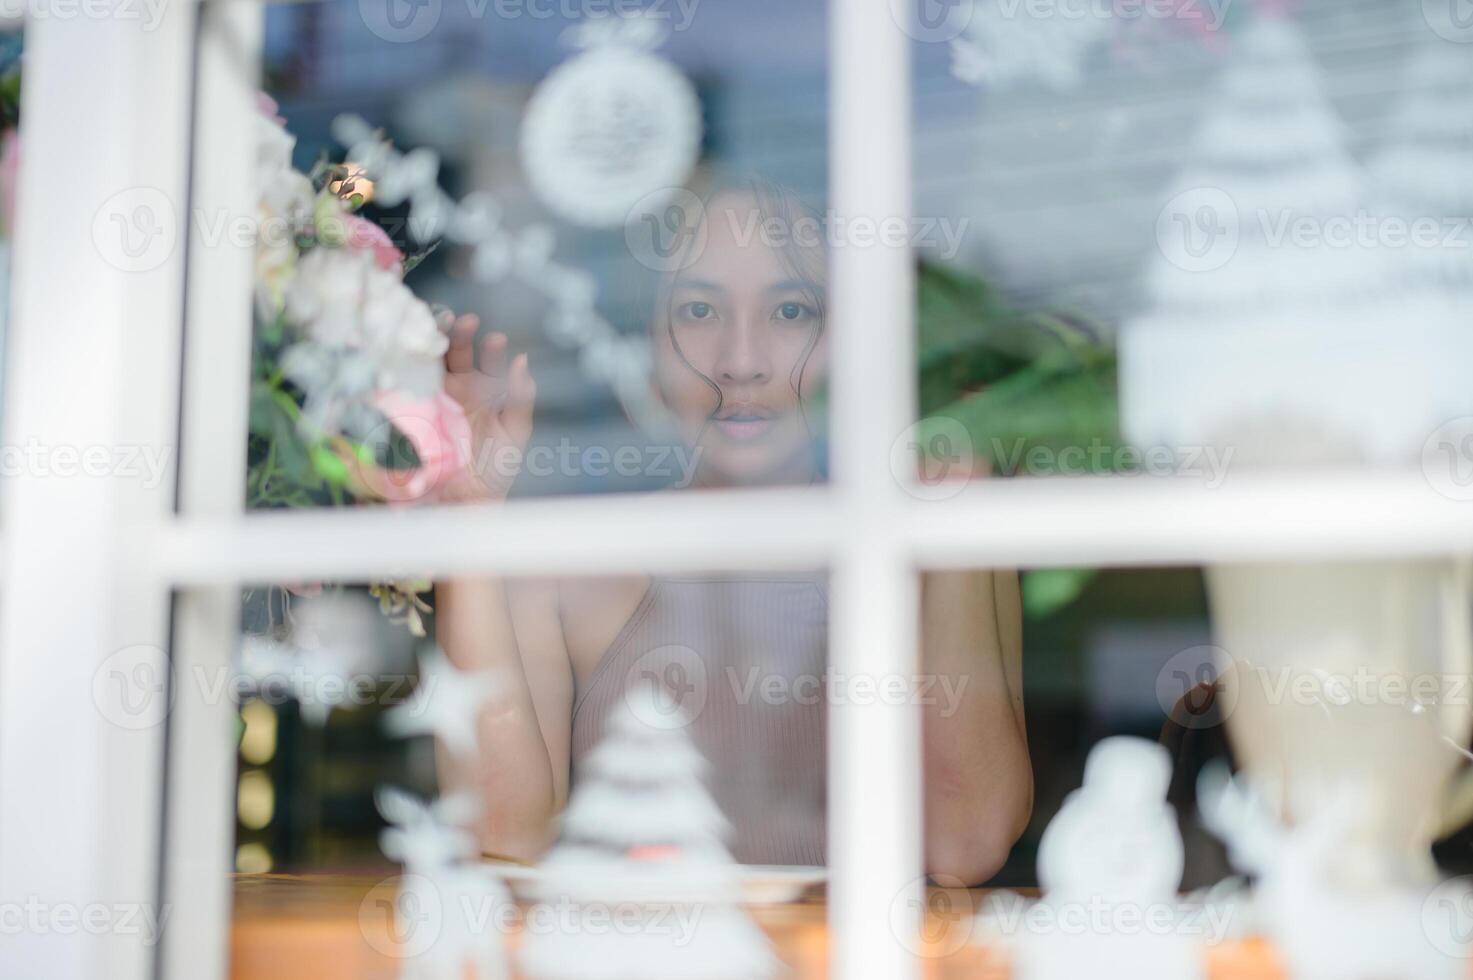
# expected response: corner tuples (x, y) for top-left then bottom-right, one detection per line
(248, 382), (281, 437)
(310, 444), (350, 487)
(914, 261), (1111, 416)
(1022, 568), (1098, 619)
(923, 356), (1120, 476)
(401, 240), (440, 275)
(270, 411), (319, 490)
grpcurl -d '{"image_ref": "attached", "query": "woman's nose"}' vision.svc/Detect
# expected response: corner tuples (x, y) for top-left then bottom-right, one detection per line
(714, 321), (772, 385)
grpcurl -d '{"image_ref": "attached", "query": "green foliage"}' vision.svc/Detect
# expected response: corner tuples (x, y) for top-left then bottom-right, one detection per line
(0, 39), (21, 133)
(1021, 567), (1098, 620)
(248, 312), (357, 510)
(916, 261), (1121, 618)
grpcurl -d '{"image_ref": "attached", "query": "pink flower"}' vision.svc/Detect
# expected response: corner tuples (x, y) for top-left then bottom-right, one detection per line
(256, 91), (286, 125)
(369, 390), (474, 503)
(344, 214), (404, 273)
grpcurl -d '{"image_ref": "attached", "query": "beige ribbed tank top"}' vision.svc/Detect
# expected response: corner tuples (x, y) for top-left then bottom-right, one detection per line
(569, 572), (828, 867)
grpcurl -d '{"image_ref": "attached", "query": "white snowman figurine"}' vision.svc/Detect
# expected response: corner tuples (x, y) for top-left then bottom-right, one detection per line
(1015, 736), (1203, 980)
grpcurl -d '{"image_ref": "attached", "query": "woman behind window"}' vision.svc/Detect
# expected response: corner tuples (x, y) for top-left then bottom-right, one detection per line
(426, 179), (1032, 885)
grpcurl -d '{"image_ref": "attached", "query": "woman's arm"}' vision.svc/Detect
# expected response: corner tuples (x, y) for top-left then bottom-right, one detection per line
(436, 576), (572, 861)
(920, 568), (1032, 885)
(427, 315), (570, 860)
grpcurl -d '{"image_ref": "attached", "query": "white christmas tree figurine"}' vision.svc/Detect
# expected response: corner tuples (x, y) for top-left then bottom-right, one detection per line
(383, 647), (500, 758)
(519, 686), (777, 980)
(1013, 737), (1203, 980)
(376, 786), (513, 980)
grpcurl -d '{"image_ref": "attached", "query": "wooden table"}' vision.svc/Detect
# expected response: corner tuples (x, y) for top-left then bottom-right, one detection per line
(231, 872), (1290, 979)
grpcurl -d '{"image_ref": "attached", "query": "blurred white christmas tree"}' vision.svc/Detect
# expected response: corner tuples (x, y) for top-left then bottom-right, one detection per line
(519, 687), (776, 980)
(1368, 42), (1473, 292)
(1122, 15), (1473, 465)
(1145, 16), (1373, 314)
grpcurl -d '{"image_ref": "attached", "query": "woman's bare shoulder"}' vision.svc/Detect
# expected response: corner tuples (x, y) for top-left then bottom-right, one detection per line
(546, 574), (654, 681)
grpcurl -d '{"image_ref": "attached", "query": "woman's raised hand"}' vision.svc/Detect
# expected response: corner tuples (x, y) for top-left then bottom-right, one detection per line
(437, 312), (537, 504)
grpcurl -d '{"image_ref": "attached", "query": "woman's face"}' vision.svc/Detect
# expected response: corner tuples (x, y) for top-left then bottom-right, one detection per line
(652, 190), (828, 487)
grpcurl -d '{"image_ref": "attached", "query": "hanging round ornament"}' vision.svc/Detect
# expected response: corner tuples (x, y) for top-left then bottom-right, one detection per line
(520, 16), (702, 229)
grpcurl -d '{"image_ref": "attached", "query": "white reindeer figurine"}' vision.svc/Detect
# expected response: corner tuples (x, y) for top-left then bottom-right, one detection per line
(376, 787), (513, 980)
(1197, 764), (1467, 980)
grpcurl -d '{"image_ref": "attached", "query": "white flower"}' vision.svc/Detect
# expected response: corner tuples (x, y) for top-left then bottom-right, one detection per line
(257, 113), (315, 228)
(284, 247), (447, 398)
(254, 112), (317, 320)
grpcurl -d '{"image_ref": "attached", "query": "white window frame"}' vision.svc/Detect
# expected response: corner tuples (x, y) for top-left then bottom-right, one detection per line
(3, 4), (1472, 980)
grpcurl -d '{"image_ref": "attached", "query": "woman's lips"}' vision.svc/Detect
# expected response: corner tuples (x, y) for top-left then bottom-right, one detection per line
(712, 414), (776, 442)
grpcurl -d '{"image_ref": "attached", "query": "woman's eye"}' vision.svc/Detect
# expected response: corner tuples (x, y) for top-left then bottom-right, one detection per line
(681, 301), (716, 320)
(775, 301), (811, 321)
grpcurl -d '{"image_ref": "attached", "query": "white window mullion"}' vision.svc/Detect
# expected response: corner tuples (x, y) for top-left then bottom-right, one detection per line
(0, 7), (195, 980)
(153, 469), (1473, 588)
(154, 486), (839, 583)
(158, 3), (263, 980)
(905, 471), (1473, 569)
(828, 1), (919, 978)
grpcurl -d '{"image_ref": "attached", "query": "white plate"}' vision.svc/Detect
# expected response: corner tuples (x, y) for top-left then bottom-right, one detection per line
(487, 861), (825, 905)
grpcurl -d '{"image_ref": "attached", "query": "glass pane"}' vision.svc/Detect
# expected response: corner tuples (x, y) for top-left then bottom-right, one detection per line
(220, 569), (829, 977)
(246, 0), (828, 514)
(910, 560), (1473, 971)
(908, 3), (1473, 489)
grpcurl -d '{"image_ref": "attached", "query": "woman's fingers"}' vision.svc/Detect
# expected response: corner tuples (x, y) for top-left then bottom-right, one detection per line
(479, 330), (509, 380)
(445, 314), (480, 374)
(500, 352), (537, 449)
